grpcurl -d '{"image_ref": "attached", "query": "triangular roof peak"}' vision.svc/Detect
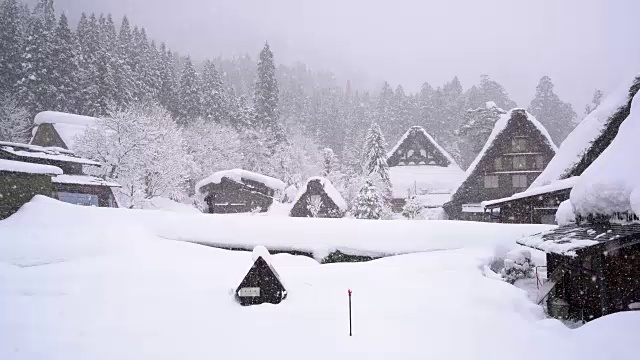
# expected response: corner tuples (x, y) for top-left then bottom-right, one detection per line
(387, 126), (458, 168)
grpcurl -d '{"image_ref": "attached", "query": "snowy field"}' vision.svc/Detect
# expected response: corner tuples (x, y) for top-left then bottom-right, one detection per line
(1, 198), (639, 360)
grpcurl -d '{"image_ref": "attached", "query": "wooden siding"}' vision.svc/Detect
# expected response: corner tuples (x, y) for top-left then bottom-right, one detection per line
(30, 123), (69, 149)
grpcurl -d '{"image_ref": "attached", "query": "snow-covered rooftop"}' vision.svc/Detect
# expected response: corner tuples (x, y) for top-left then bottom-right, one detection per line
(571, 92), (640, 217)
(389, 165), (465, 206)
(454, 109), (557, 194)
(531, 76), (639, 188)
(293, 176), (347, 211)
(195, 169), (286, 195)
(0, 141), (100, 166)
(482, 177), (578, 208)
(32, 111), (99, 151)
(52, 175), (121, 188)
(387, 126), (458, 165)
(0, 159), (62, 175)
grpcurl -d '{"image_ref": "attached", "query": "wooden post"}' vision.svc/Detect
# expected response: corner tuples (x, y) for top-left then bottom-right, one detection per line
(348, 289), (352, 336)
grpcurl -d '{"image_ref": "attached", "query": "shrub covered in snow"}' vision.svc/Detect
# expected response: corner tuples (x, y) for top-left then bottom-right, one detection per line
(402, 196), (423, 219)
(501, 249), (534, 284)
(351, 180), (386, 219)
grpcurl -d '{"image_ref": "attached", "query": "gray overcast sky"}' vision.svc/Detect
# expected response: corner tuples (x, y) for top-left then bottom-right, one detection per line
(50, 0), (639, 111)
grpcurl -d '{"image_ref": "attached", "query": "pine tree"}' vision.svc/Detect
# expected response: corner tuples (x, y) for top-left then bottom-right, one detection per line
(17, 0), (57, 116)
(457, 101), (507, 169)
(146, 40), (163, 101)
(51, 13), (80, 112)
(402, 196), (423, 220)
(134, 28), (153, 101)
(115, 16), (135, 108)
(418, 82), (436, 133)
(528, 76), (577, 145)
(75, 13), (100, 115)
(254, 42), (285, 143)
(0, 0), (26, 97)
(94, 14), (118, 114)
(363, 123), (391, 194)
(176, 56), (202, 124)
(584, 89), (604, 116)
(158, 43), (178, 116)
(465, 75), (517, 110)
(0, 95), (31, 142)
(351, 180), (385, 220)
(375, 81), (395, 141)
(201, 60), (228, 123)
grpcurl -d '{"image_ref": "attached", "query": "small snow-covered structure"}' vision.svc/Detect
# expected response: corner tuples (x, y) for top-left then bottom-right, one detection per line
(518, 91), (640, 322)
(0, 159), (61, 219)
(444, 109), (557, 221)
(30, 111), (98, 151)
(235, 246), (287, 306)
(387, 126), (465, 212)
(196, 169), (285, 214)
(290, 177), (346, 218)
(0, 141), (120, 208)
(485, 76), (640, 224)
(482, 177), (578, 224)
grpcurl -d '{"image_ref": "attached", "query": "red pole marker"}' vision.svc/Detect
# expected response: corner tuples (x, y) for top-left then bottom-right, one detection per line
(348, 289), (352, 336)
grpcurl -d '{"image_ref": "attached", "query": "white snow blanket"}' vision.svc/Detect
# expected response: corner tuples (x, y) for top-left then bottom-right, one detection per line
(195, 168), (286, 195)
(389, 165), (465, 206)
(531, 76), (638, 188)
(52, 175), (121, 188)
(32, 111), (98, 151)
(0, 159), (62, 175)
(571, 92), (640, 217)
(0, 197), (638, 360)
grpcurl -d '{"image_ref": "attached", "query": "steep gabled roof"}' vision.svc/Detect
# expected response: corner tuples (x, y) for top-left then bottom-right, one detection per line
(387, 126), (458, 167)
(30, 111), (98, 151)
(447, 109), (557, 206)
(531, 75), (640, 188)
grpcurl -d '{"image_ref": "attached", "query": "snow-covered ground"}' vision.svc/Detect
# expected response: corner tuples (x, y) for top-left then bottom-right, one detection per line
(1, 197), (638, 360)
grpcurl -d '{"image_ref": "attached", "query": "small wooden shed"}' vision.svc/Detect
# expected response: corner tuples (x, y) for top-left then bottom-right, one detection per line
(290, 177), (346, 218)
(236, 248), (287, 306)
(196, 169), (285, 214)
(0, 159), (62, 219)
(519, 220), (640, 322)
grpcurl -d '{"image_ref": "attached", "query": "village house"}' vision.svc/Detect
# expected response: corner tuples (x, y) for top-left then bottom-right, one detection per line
(444, 109), (557, 221)
(196, 169), (285, 214)
(0, 142), (120, 208)
(387, 126), (465, 213)
(483, 76), (640, 224)
(0, 159), (62, 219)
(518, 90), (640, 322)
(29, 111), (98, 151)
(290, 177), (347, 218)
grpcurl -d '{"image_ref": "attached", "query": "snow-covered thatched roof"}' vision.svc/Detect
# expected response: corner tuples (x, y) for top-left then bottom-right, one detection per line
(387, 126), (458, 166)
(0, 141), (100, 166)
(530, 75), (640, 188)
(31, 111), (98, 151)
(0, 159), (62, 175)
(52, 175), (121, 188)
(195, 169), (286, 195)
(292, 176), (347, 211)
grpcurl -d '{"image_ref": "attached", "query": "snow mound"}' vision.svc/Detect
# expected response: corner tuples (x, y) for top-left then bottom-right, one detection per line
(252, 245), (271, 263)
(0, 159), (62, 175)
(34, 111), (98, 126)
(138, 197), (201, 213)
(531, 76), (638, 188)
(571, 92), (640, 217)
(485, 101), (497, 108)
(195, 168), (286, 195)
(555, 200), (576, 225)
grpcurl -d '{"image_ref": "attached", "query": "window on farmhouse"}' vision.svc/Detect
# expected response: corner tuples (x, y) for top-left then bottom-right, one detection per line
(513, 156), (527, 169)
(494, 157), (503, 170)
(535, 155), (545, 170)
(57, 192), (99, 207)
(512, 174), (528, 188)
(484, 175), (499, 188)
(511, 138), (527, 152)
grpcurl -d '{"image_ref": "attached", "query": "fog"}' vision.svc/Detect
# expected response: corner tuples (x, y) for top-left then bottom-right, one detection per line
(50, 0), (639, 111)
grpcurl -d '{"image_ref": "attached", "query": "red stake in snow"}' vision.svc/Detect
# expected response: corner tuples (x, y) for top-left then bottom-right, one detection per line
(348, 289), (353, 336)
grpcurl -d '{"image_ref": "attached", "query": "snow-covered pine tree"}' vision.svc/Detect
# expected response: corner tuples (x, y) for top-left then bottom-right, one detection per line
(51, 12), (80, 113)
(584, 89), (604, 116)
(351, 180), (385, 219)
(115, 16), (135, 108)
(17, 0), (57, 116)
(176, 56), (202, 124)
(134, 28), (154, 102)
(322, 148), (339, 177)
(0, 95), (31, 142)
(375, 81), (395, 142)
(402, 196), (423, 220)
(418, 82), (436, 131)
(363, 122), (391, 195)
(465, 75), (517, 110)
(145, 40), (163, 102)
(201, 60), (228, 123)
(158, 43), (178, 117)
(75, 13), (100, 115)
(528, 76), (577, 145)
(0, 0), (26, 97)
(94, 14), (118, 115)
(254, 42), (285, 144)
(457, 101), (507, 169)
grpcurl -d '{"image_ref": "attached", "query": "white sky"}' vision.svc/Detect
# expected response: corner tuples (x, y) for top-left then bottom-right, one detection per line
(52, 0), (640, 111)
